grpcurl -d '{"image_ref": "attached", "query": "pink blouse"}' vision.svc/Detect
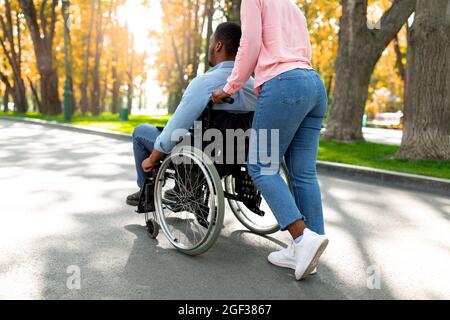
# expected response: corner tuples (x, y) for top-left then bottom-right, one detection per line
(223, 0), (313, 96)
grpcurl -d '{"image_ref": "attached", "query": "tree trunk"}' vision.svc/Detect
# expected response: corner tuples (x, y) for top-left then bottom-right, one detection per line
(393, 34), (406, 81)
(91, 0), (103, 116)
(3, 86), (10, 112)
(12, 3), (28, 114)
(324, 0), (416, 141)
(28, 77), (42, 113)
(62, 0), (75, 117)
(19, 0), (61, 115)
(127, 76), (133, 114)
(138, 84), (144, 111)
(190, 0), (203, 80)
(225, 0), (241, 22)
(12, 78), (28, 113)
(168, 91), (183, 114)
(79, 0), (96, 114)
(126, 30), (134, 114)
(204, 0), (214, 72)
(0, 0), (29, 113)
(4, 89), (10, 112)
(327, 42), (376, 140)
(100, 59), (110, 113)
(396, 0), (450, 160)
(111, 63), (121, 114)
(0, 71), (12, 112)
(40, 68), (61, 115)
(326, 74), (334, 101)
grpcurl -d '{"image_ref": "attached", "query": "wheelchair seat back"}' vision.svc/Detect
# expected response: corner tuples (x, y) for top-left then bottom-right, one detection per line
(196, 109), (253, 176)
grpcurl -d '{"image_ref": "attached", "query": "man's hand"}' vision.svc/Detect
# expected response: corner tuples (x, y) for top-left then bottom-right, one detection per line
(212, 89), (231, 104)
(142, 157), (157, 173)
(142, 149), (167, 173)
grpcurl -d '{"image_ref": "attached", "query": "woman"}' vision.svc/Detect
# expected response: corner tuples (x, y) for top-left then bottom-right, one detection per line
(212, 0), (329, 280)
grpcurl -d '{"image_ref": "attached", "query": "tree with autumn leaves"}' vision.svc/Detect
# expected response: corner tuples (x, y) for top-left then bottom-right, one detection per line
(0, 0), (148, 116)
(155, 0), (449, 160)
(0, 0), (449, 160)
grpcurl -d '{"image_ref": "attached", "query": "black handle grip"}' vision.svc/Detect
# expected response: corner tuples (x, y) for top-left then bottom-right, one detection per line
(222, 97), (235, 104)
(207, 97), (235, 109)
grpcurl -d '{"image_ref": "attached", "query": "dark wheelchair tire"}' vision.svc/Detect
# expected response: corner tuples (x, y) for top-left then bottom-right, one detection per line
(146, 218), (160, 239)
(226, 162), (293, 235)
(154, 146), (225, 256)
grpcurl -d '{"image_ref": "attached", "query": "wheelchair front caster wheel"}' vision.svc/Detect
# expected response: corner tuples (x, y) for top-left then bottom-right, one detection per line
(146, 219), (159, 239)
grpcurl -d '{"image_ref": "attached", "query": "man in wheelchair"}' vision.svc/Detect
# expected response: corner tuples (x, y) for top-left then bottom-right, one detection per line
(126, 22), (257, 207)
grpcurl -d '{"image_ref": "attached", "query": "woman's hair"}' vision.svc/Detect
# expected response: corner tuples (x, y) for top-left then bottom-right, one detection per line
(214, 22), (242, 57)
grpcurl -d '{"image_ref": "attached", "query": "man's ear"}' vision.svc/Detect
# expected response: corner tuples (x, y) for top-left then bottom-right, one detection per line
(215, 41), (224, 53)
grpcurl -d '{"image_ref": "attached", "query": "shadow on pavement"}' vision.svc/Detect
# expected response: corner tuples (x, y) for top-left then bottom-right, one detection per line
(2, 120), (448, 299)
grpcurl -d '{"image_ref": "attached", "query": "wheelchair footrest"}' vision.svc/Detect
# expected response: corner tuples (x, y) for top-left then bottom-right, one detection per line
(136, 172), (157, 214)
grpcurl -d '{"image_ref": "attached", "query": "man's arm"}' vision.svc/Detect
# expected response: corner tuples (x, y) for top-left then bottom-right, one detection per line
(153, 77), (211, 154)
(142, 77), (211, 172)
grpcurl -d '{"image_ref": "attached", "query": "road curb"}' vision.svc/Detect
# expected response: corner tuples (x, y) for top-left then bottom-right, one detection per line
(317, 161), (449, 196)
(0, 116), (132, 142)
(2, 116), (449, 196)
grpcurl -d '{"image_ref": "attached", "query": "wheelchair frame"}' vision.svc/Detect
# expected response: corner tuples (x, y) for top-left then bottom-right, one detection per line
(137, 99), (293, 256)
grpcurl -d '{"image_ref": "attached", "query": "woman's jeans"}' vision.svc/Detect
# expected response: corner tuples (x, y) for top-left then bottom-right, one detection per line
(248, 69), (328, 234)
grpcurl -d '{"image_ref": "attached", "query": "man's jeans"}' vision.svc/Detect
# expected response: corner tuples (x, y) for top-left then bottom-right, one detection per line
(132, 125), (161, 188)
(248, 69), (328, 234)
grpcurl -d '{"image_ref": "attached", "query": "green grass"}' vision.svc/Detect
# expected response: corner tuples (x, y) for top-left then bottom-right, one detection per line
(1, 111), (449, 180)
(319, 139), (450, 180)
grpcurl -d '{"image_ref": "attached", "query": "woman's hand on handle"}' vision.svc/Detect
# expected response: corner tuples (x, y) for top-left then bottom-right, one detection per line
(211, 90), (231, 104)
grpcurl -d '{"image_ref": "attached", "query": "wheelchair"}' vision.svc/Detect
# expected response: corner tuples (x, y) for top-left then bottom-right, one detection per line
(136, 98), (294, 256)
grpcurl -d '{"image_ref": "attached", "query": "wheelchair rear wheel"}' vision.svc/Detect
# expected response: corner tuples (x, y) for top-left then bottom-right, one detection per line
(225, 162), (293, 235)
(154, 146), (224, 256)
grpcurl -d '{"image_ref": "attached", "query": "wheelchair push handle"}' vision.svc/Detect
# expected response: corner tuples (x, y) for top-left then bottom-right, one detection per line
(205, 97), (234, 128)
(221, 97), (235, 104)
(207, 97), (235, 108)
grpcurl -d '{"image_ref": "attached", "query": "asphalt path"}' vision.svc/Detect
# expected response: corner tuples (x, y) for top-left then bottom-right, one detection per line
(0, 119), (449, 299)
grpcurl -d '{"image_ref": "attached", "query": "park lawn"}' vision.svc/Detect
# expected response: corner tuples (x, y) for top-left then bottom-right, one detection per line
(1, 112), (449, 180)
(318, 139), (450, 180)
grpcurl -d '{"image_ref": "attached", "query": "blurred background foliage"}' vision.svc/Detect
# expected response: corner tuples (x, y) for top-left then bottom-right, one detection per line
(0, 0), (407, 117)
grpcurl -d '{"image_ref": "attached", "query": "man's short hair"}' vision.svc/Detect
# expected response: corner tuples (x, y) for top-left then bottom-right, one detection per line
(214, 22), (242, 57)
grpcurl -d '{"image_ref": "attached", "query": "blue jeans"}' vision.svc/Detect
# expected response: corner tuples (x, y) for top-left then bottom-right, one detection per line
(248, 69), (328, 234)
(132, 124), (161, 188)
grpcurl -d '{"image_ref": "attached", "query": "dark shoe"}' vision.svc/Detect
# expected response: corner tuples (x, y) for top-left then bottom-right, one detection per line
(163, 186), (209, 228)
(162, 187), (183, 212)
(126, 191), (141, 206)
(163, 181), (182, 205)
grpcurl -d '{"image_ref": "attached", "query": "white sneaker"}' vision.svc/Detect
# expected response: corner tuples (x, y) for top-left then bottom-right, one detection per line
(268, 243), (318, 275)
(293, 228), (329, 280)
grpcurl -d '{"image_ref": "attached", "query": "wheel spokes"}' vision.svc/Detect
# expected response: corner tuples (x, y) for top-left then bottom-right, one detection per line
(156, 154), (216, 250)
